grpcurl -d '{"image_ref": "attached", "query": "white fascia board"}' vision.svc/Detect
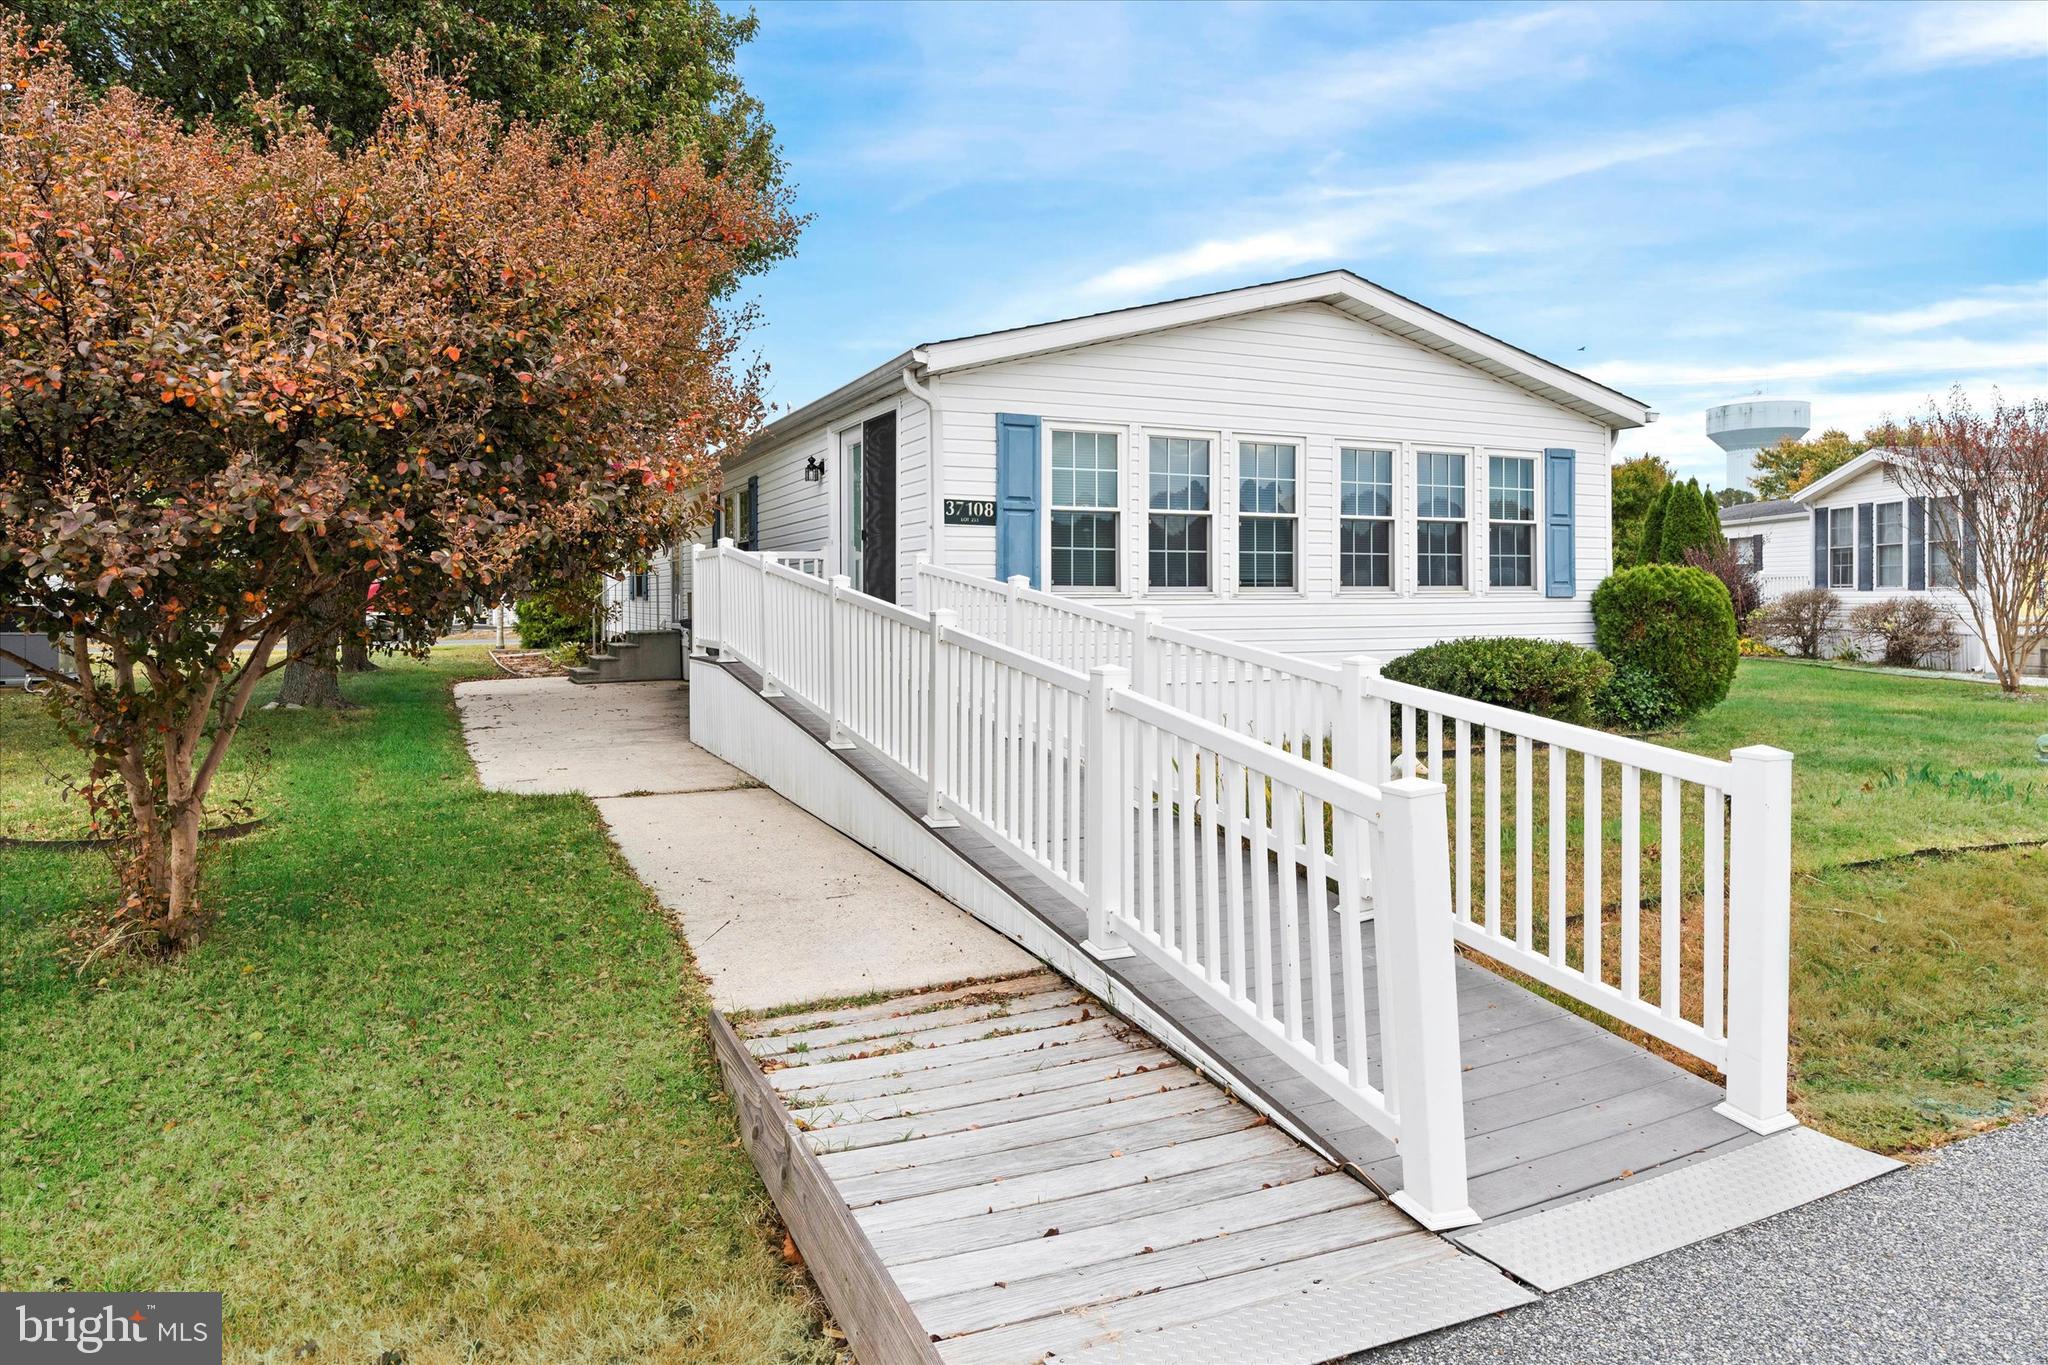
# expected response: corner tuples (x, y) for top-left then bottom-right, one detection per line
(739, 350), (915, 461)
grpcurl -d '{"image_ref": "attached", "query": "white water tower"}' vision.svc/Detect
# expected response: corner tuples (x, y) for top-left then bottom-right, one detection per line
(1708, 398), (1810, 492)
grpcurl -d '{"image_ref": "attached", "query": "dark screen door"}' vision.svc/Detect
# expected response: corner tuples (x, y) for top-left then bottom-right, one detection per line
(861, 412), (897, 602)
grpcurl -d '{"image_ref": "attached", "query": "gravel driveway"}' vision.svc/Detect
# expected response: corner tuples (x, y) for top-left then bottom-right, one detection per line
(1362, 1116), (2048, 1365)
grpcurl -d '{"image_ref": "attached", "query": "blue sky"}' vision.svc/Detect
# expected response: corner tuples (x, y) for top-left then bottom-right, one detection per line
(730, 0), (2048, 485)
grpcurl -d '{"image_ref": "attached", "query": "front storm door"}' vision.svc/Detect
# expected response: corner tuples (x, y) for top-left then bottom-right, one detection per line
(860, 411), (897, 602)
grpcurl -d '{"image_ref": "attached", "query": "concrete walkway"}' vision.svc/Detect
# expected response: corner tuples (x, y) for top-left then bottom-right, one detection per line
(456, 678), (1032, 1011)
(1361, 1115), (2048, 1365)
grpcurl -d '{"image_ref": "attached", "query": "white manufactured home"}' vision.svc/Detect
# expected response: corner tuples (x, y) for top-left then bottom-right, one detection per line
(596, 270), (1654, 672)
(1727, 447), (2038, 677)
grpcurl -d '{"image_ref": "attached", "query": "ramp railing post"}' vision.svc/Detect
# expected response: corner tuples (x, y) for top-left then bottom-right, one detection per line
(1083, 665), (1135, 961)
(1719, 744), (1798, 1134)
(825, 575), (853, 750)
(1375, 774), (1477, 1231)
(923, 609), (959, 828)
(1128, 607), (1162, 697)
(715, 538), (737, 662)
(754, 549), (781, 698)
(689, 544), (715, 658)
(1336, 656), (1381, 913)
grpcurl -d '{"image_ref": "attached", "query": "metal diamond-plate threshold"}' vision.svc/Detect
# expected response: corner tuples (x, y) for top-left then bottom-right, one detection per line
(1452, 1125), (1901, 1291)
(1053, 1248), (1535, 1364)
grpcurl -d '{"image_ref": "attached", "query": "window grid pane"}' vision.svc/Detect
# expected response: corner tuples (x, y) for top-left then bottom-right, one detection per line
(1149, 436), (1211, 587)
(1488, 456), (1535, 586)
(1341, 517), (1391, 588)
(1830, 507), (1855, 587)
(1418, 521), (1465, 588)
(1417, 452), (1466, 587)
(1238, 442), (1297, 514)
(1052, 511), (1118, 589)
(1052, 429), (1119, 510)
(1238, 515), (1295, 588)
(1416, 452), (1466, 521)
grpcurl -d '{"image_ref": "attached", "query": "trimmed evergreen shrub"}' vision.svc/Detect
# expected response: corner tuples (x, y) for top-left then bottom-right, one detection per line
(1382, 636), (1613, 727)
(515, 596), (584, 650)
(1637, 483), (1673, 563)
(1594, 661), (1685, 733)
(1657, 478), (1724, 564)
(1591, 564), (1738, 718)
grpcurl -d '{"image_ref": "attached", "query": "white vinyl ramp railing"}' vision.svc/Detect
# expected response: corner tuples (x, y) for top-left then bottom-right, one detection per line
(916, 561), (1798, 1141)
(695, 543), (1797, 1226)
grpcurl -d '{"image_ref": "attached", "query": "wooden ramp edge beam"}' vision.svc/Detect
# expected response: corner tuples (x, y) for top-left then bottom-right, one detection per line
(709, 1008), (944, 1365)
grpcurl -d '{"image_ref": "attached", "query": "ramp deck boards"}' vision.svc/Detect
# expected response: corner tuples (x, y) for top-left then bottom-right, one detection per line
(717, 979), (1534, 1364)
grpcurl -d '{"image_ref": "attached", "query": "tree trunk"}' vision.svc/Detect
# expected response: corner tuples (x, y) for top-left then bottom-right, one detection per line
(340, 632), (376, 673)
(277, 591), (353, 708)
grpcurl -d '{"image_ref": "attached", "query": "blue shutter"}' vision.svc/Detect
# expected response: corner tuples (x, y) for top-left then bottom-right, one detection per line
(1542, 448), (1576, 598)
(1812, 509), (1828, 587)
(1855, 502), (1875, 591)
(995, 414), (1042, 588)
(746, 475), (759, 550)
(1907, 497), (1926, 591)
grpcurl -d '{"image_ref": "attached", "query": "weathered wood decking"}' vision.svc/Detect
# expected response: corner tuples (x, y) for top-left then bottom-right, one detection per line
(718, 973), (1533, 1363)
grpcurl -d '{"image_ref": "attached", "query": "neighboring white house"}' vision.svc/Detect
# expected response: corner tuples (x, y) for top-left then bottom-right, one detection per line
(607, 270), (1656, 664)
(1727, 447), (2038, 676)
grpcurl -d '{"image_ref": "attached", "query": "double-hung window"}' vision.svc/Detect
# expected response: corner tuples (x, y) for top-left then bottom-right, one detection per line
(1415, 451), (1467, 588)
(1050, 429), (1120, 589)
(1875, 501), (1905, 588)
(1148, 435), (1212, 588)
(1733, 537), (1759, 573)
(1487, 455), (1536, 588)
(1928, 496), (1961, 588)
(1828, 507), (1855, 588)
(1339, 447), (1394, 588)
(1237, 440), (1298, 588)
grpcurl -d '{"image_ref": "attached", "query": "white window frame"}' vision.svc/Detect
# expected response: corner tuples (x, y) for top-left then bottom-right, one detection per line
(1874, 499), (1905, 589)
(1043, 422), (1124, 594)
(1142, 427), (1220, 595)
(1413, 447), (1473, 592)
(1828, 506), (1856, 588)
(1335, 441), (1398, 593)
(1233, 433), (1304, 593)
(1486, 451), (1539, 591)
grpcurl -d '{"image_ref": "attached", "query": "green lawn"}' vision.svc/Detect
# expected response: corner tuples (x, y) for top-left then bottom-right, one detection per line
(1671, 660), (2048, 1151)
(0, 654), (832, 1364)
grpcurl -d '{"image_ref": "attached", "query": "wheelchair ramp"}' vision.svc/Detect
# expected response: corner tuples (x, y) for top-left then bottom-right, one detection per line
(713, 974), (1532, 1365)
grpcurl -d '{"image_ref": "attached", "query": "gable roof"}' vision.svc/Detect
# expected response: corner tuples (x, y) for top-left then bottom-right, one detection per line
(1792, 448), (1900, 505)
(745, 269), (1654, 458)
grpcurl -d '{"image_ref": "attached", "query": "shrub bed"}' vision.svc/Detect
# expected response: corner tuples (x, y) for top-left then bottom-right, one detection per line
(1382, 636), (1612, 727)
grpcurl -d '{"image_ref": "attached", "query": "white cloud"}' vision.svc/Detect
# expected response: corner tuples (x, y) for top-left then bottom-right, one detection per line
(1588, 335), (2048, 392)
(1078, 125), (1724, 297)
(1831, 0), (2048, 72)
(1846, 279), (2048, 333)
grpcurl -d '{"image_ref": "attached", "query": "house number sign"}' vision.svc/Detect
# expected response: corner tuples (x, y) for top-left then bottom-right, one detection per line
(944, 498), (997, 526)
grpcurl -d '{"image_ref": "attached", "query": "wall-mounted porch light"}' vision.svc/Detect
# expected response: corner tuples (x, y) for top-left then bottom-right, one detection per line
(804, 455), (826, 483)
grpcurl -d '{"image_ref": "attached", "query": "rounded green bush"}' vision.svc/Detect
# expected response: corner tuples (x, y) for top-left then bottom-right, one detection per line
(1382, 636), (1613, 727)
(1591, 564), (1737, 718)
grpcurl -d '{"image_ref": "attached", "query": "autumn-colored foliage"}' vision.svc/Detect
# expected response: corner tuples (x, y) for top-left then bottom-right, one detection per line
(0, 27), (797, 954)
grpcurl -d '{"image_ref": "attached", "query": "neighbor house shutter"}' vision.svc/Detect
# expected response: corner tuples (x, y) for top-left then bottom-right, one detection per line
(746, 475), (759, 550)
(1962, 495), (1979, 590)
(1855, 502), (1875, 592)
(1907, 497), (1926, 591)
(995, 413), (1042, 588)
(1812, 509), (1828, 587)
(1750, 534), (1764, 574)
(1543, 448), (1576, 597)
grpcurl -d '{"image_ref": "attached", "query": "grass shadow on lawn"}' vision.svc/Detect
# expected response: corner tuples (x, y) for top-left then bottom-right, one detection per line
(0, 653), (835, 1364)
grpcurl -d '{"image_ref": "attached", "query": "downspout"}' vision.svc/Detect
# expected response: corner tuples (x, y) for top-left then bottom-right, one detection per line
(901, 353), (945, 592)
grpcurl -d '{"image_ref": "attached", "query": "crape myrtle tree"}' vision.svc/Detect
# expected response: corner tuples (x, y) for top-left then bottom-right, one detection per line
(0, 31), (797, 954)
(1879, 390), (2048, 695)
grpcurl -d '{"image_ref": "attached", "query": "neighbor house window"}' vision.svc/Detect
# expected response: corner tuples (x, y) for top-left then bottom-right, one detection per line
(1339, 447), (1394, 588)
(1488, 455), (1536, 588)
(1148, 435), (1212, 588)
(1875, 501), (1905, 588)
(629, 569), (649, 600)
(1416, 451), (1467, 588)
(724, 483), (754, 551)
(1051, 429), (1119, 589)
(1733, 537), (1760, 572)
(1237, 440), (1298, 588)
(1828, 507), (1855, 588)
(1928, 497), (1961, 588)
